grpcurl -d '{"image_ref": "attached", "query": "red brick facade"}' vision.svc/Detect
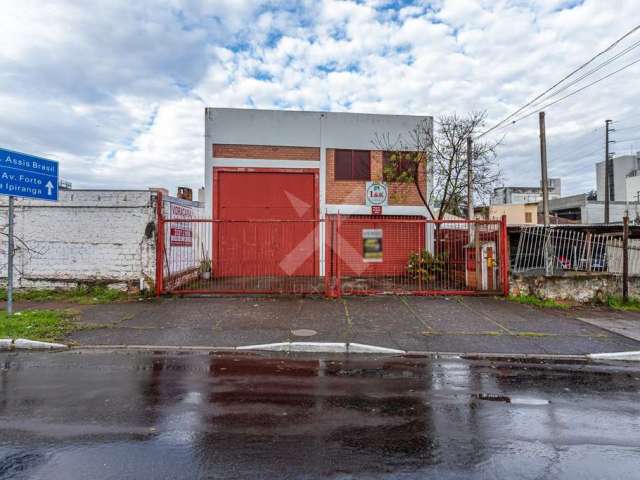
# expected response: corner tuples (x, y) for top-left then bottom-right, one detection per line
(213, 144), (427, 208)
(213, 144), (320, 161)
(326, 149), (426, 206)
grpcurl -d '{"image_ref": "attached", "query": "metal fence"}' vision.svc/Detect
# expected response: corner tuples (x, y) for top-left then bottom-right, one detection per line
(155, 199), (508, 296)
(513, 225), (640, 275)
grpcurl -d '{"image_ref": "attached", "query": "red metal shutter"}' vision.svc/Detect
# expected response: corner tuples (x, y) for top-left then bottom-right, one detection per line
(353, 150), (371, 180)
(335, 149), (352, 180)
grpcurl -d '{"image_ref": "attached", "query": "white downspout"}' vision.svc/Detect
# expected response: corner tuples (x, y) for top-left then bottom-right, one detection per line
(319, 113), (326, 276)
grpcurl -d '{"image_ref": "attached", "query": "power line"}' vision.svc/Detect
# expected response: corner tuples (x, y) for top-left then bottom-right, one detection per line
(614, 136), (640, 143)
(519, 39), (640, 113)
(479, 23), (640, 138)
(551, 146), (604, 165)
(492, 56), (640, 130)
(614, 124), (640, 131)
(551, 140), (602, 160)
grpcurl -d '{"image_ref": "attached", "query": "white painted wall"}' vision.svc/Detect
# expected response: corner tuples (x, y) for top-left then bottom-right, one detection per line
(581, 202), (630, 224)
(596, 155), (640, 202)
(625, 175), (640, 202)
(0, 190), (161, 290)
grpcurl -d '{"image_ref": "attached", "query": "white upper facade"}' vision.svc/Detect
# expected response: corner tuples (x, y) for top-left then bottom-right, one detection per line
(203, 107), (433, 218)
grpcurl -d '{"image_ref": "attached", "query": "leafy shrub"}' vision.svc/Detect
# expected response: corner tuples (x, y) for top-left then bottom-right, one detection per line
(407, 250), (447, 281)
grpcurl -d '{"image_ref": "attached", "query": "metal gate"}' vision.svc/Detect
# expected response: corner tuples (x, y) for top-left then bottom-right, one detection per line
(156, 197), (508, 296)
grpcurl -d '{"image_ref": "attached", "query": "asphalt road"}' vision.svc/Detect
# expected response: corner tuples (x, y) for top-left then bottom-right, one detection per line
(1, 350), (640, 479)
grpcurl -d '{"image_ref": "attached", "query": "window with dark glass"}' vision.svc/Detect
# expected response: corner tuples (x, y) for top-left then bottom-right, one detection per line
(383, 151), (418, 181)
(334, 149), (371, 180)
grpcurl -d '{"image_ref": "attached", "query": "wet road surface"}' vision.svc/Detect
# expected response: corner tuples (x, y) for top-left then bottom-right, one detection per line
(1, 350), (640, 479)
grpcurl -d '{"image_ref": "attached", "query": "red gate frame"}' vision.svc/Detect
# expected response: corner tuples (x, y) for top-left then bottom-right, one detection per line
(155, 198), (510, 297)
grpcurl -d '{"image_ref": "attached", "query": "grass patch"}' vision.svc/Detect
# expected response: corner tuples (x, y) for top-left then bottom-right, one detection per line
(0, 309), (78, 342)
(606, 295), (640, 312)
(0, 285), (130, 304)
(507, 295), (569, 309)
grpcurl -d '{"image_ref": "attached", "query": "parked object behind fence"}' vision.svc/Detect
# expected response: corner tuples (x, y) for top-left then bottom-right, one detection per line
(513, 225), (640, 276)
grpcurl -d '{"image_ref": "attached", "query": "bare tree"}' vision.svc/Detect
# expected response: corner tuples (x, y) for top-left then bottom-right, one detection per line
(0, 222), (47, 281)
(374, 111), (502, 220)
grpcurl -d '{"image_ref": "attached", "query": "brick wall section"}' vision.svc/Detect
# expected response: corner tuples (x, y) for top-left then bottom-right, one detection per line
(213, 144), (320, 160)
(326, 149), (427, 206)
(0, 191), (200, 291)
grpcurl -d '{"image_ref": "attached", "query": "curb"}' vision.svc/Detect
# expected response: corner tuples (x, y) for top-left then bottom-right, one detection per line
(236, 342), (405, 354)
(587, 351), (640, 361)
(0, 338), (69, 351)
(5, 341), (640, 362)
(64, 344), (603, 362)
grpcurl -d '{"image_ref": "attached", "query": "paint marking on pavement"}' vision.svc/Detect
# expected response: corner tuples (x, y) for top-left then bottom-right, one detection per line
(456, 297), (513, 335)
(341, 298), (353, 328)
(398, 296), (435, 332)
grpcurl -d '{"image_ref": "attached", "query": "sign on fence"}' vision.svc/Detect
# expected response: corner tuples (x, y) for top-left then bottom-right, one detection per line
(362, 228), (383, 262)
(0, 147), (59, 201)
(169, 203), (193, 247)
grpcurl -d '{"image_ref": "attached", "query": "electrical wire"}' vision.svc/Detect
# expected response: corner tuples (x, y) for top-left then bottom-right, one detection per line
(490, 56), (640, 132)
(478, 23), (640, 138)
(519, 39), (640, 114)
(614, 124), (640, 132)
(551, 139), (602, 159)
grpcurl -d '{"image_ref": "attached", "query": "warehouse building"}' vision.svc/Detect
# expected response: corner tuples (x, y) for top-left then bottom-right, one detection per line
(203, 108), (433, 278)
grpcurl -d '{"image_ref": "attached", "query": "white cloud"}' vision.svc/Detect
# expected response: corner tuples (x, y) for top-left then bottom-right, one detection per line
(1, 0), (640, 198)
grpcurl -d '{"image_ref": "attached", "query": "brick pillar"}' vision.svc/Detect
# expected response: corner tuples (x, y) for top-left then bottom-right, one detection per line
(371, 151), (383, 182)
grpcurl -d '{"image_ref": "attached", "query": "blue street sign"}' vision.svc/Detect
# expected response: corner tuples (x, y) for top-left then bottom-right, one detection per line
(0, 147), (59, 201)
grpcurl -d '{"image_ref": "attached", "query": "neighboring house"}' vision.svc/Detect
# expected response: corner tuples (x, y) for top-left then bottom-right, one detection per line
(596, 152), (640, 202)
(491, 178), (561, 205)
(477, 203), (540, 225)
(547, 193), (636, 224)
(203, 108), (433, 277)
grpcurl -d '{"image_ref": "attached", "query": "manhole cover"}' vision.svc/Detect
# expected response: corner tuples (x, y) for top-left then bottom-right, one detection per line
(291, 329), (317, 337)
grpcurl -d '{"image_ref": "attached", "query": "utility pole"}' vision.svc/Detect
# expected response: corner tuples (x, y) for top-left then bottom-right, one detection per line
(467, 137), (473, 221)
(604, 119), (612, 224)
(539, 112), (549, 226)
(623, 215), (629, 302)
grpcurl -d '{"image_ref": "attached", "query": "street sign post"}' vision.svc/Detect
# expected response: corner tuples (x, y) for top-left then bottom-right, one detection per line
(0, 148), (59, 314)
(0, 148), (59, 201)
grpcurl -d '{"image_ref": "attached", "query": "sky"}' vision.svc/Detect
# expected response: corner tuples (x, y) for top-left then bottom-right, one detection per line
(1, 0), (639, 198)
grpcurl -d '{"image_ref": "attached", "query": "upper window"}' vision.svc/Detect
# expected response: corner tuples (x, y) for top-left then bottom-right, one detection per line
(383, 151), (418, 182)
(335, 149), (371, 180)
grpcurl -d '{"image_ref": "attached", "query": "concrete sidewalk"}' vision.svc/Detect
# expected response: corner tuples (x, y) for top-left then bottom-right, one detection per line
(65, 296), (640, 355)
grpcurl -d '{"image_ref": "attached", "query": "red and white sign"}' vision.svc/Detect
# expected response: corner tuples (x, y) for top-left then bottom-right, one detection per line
(169, 203), (193, 247)
(371, 205), (382, 215)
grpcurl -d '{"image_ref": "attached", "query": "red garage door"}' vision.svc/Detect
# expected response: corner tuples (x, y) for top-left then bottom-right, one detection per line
(214, 169), (318, 277)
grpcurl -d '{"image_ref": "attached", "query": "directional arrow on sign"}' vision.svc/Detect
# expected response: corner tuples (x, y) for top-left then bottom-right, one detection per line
(45, 181), (54, 196)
